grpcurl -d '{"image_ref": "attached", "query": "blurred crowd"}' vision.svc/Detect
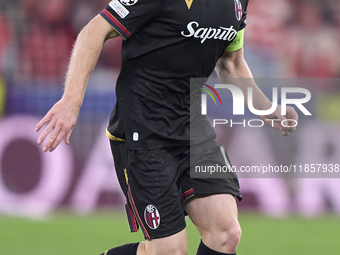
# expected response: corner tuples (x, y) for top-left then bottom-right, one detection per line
(0, 0), (122, 83)
(0, 0), (339, 83)
(246, 0), (340, 79)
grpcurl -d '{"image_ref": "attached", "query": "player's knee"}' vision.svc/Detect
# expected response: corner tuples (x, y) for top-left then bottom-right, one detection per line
(224, 222), (242, 247)
(204, 221), (242, 250)
(218, 222), (241, 251)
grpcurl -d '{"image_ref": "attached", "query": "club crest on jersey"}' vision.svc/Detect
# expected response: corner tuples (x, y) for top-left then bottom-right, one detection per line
(144, 205), (160, 229)
(234, 0), (242, 21)
(119, 0), (138, 6)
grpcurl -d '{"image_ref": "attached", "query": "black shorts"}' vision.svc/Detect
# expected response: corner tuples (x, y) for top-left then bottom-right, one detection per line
(110, 138), (242, 240)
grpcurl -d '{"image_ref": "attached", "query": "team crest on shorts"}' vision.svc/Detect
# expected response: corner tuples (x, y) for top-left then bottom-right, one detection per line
(234, 0), (242, 21)
(144, 204), (160, 229)
(119, 0), (138, 6)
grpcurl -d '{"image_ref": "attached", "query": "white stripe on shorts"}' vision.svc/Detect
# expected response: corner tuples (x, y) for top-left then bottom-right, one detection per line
(220, 146), (231, 168)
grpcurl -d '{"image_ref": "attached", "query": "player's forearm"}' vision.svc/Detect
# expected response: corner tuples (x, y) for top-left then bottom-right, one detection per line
(62, 19), (106, 108)
(216, 49), (271, 110)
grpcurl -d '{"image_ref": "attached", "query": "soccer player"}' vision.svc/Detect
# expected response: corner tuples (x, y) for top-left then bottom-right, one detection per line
(36, 1), (298, 255)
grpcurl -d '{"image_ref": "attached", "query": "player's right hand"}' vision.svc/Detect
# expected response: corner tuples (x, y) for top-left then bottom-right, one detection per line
(35, 98), (80, 152)
(261, 105), (298, 136)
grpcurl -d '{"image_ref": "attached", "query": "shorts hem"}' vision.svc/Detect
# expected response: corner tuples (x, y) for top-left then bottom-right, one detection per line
(193, 189), (242, 202)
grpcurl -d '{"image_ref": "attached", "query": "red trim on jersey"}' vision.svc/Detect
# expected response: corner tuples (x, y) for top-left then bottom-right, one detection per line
(102, 9), (131, 37)
(181, 188), (194, 200)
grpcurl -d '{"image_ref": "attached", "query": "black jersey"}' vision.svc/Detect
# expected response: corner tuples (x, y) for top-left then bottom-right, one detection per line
(100, 0), (248, 150)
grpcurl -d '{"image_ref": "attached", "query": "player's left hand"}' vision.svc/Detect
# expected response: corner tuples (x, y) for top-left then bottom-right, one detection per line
(35, 98), (79, 152)
(260, 105), (298, 136)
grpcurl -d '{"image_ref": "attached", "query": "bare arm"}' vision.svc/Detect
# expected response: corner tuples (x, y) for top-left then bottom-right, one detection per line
(215, 48), (271, 109)
(215, 48), (298, 135)
(36, 15), (119, 152)
(63, 15), (119, 107)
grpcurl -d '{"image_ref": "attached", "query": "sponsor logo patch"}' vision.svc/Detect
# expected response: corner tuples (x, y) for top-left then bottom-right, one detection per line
(144, 205), (160, 229)
(119, 0), (138, 6)
(109, 0), (130, 18)
(181, 21), (238, 44)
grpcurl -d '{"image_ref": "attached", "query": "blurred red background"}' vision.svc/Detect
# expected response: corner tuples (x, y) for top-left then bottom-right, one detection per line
(0, 0), (339, 218)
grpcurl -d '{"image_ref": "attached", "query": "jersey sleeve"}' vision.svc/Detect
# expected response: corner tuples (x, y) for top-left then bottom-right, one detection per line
(99, 0), (161, 40)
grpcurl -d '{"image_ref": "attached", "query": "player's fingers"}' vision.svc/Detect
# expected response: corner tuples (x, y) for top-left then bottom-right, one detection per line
(274, 111), (289, 135)
(286, 106), (299, 133)
(42, 123), (63, 152)
(65, 128), (73, 145)
(281, 124), (290, 135)
(50, 128), (68, 152)
(280, 127), (288, 136)
(284, 114), (298, 134)
(277, 117), (289, 136)
(290, 106), (299, 122)
(280, 113), (297, 135)
(270, 119), (283, 132)
(278, 114), (287, 128)
(35, 113), (51, 132)
(37, 119), (56, 145)
(276, 106), (286, 122)
(287, 119), (297, 133)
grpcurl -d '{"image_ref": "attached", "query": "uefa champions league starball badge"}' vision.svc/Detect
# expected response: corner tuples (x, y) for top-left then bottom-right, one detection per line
(144, 204), (161, 229)
(119, 0), (138, 6)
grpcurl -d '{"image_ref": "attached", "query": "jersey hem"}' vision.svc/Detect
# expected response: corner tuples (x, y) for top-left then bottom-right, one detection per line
(106, 129), (126, 142)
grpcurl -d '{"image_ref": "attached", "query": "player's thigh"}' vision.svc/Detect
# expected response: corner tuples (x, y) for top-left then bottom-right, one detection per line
(184, 194), (239, 234)
(181, 139), (241, 230)
(138, 228), (187, 255)
(110, 140), (188, 254)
